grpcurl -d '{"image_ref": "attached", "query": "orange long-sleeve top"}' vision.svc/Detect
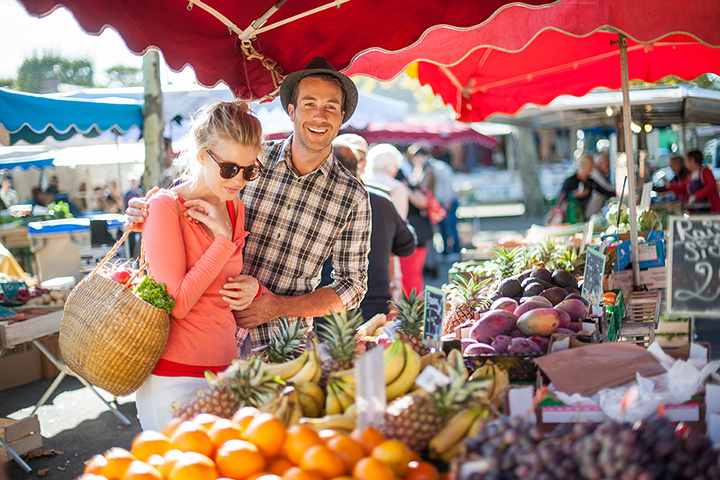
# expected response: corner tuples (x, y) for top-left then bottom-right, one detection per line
(142, 190), (248, 367)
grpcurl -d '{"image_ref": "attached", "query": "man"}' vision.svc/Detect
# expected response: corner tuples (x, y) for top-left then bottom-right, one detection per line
(128, 57), (371, 350)
(586, 150), (614, 218)
(560, 153), (615, 221)
(320, 138), (417, 320)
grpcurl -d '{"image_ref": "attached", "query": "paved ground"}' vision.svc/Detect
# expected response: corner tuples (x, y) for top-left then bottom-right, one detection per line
(1, 212), (718, 479)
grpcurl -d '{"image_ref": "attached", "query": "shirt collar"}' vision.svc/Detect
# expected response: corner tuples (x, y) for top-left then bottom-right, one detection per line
(273, 135), (334, 178)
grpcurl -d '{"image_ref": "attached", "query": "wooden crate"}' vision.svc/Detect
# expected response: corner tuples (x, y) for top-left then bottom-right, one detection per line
(0, 416), (42, 462)
(0, 310), (62, 349)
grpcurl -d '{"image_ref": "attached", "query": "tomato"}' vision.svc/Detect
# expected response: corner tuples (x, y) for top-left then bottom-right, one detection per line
(111, 269), (132, 285)
(603, 292), (617, 306)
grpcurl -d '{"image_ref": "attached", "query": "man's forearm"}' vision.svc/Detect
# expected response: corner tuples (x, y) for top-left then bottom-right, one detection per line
(276, 286), (345, 318)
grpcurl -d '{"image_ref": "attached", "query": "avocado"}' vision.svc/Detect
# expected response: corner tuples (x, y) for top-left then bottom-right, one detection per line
(521, 276), (552, 290)
(565, 292), (589, 305)
(516, 269), (533, 282)
(530, 267), (552, 283)
(497, 278), (522, 298)
(540, 286), (569, 306)
(523, 282), (545, 297)
(552, 268), (579, 289)
(564, 286), (581, 295)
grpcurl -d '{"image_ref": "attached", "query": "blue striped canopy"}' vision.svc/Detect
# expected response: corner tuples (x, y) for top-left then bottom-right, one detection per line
(0, 88), (143, 146)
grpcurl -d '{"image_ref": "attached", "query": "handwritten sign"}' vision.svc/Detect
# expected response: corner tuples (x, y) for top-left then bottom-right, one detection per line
(667, 216), (720, 317)
(356, 345), (386, 430)
(582, 247), (606, 307)
(423, 286), (445, 350)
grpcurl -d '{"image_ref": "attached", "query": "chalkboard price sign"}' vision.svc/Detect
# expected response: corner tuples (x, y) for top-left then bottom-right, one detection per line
(582, 246), (606, 307)
(667, 216), (720, 317)
(423, 286), (445, 350)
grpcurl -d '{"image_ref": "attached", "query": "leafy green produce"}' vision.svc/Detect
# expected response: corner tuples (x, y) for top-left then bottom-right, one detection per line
(605, 202), (629, 226)
(133, 276), (175, 314)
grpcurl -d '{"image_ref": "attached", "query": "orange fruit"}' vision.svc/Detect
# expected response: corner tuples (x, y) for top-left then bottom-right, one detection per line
(249, 474), (283, 480)
(215, 439), (267, 479)
(371, 440), (412, 476)
(350, 428), (386, 455)
(318, 429), (342, 442)
(192, 413), (221, 430)
(408, 449), (421, 463)
(282, 467), (324, 480)
(284, 425), (323, 465)
(325, 434), (364, 473)
(352, 457), (398, 480)
(329, 477), (353, 480)
(244, 413), (287, 459)
(146, 454), (165, 470)
(300, 445), (345, 479)
(131, 430), (173, 462)
(77, 475), (109, 480)
(170, 420), (214, 457)
(162, 417), (185, 438)
(84, 454), (109, 474)
(168, 451), (218, 480)
(123, 460), (163, 480)
(406, 461), (441, 480)
(232, 406), (262, 430)
(209, 418), (244, 448)
(100, 447), (136, 480)
(157, 449), (185, 478)
(268, 458), (295, 476)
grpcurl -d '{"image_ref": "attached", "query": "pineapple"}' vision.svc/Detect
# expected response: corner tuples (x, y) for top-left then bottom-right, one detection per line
(173, 358), (279, 420)
(443, 275), (491, 335)
(382, 353), (490, 452)
(317, 309), (364, 386)
(260, 316), (308, 363)
(488, 246), (526, 280)
(532, 238), (562, 269)
(389, 289), (430, 355)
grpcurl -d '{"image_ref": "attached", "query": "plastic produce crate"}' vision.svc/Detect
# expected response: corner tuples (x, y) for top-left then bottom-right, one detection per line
(604, 289), (625, 342)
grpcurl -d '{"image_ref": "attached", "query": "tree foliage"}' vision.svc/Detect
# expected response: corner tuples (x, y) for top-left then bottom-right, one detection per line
(0, 78), (13, 88)
(105, 65), (142, 87)
(16, 52), (94, 92)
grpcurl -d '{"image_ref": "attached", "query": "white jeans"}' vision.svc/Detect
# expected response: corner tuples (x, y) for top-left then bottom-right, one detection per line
(135, 374), (208, 431)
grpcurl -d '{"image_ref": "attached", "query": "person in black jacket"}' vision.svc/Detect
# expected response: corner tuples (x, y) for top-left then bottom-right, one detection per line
(319, 142), (417, 321)
(560, 153), (615, 220)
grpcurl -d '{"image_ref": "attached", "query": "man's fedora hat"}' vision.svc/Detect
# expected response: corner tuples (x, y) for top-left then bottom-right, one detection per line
(280, 56), (358, 123)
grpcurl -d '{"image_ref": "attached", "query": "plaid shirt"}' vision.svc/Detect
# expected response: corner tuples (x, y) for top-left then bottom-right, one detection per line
(237, 137), (371, 348)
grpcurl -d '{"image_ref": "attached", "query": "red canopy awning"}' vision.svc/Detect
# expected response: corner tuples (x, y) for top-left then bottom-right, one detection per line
(18, 0), (554, 100)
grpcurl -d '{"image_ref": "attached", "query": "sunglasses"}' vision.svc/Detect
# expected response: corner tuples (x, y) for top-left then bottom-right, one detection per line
(206, 149), (264, 181)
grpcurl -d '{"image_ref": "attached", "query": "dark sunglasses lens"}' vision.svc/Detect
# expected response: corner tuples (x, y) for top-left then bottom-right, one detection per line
(243, 166), (262, 181)
(220, 164), (241, 179)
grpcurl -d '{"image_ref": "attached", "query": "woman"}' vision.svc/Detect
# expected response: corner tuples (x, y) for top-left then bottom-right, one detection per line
(680, 150), (720, 214)
(136, 101), (264, 431)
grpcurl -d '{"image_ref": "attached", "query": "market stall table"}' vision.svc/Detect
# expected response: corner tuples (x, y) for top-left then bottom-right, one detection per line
(0, 309), (131, 471)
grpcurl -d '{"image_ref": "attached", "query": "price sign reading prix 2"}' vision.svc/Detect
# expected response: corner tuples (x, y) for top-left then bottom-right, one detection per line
(423, 286), (445, 350)
(582, 247), (606, 307)
(667, 216), (720, 317)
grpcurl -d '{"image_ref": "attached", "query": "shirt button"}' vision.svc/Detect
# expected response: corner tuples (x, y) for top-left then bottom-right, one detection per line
(277, 233), (281, 238)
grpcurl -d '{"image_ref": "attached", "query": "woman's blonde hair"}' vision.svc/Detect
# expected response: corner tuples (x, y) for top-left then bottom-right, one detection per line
(174, 100), (263, 182)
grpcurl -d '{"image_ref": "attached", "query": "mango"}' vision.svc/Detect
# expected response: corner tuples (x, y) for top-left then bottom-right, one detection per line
(555, 298), (587, 322)
(510, 329), (526, 338)
(553, 308), (572, 328)
(516, 308), (560, 337)
(507, 337), (543, 355)
(470, 309), (516, 343)
(567, 322), (581, 332)
(464, 342), (498, 356)
(514, 300), (550, 318)
(521, 295), (553, 306)
(555, 327), (576, 335)
(460, 338), (478, 353)
(491, 335), (512, 354)
(528, 335), (550, 353)
(490, 297), (519, 313)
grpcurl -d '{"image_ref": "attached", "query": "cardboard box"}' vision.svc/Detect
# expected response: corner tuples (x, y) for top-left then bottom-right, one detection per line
(0, 415), (42, 462)
(608, 266), (667, 297)
(0, 343), (42, 391)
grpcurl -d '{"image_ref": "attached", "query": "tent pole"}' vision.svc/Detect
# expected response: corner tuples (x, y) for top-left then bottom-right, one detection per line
(618, 34), (641, 287)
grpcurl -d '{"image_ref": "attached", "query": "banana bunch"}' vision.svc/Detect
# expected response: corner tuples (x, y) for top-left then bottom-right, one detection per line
(299, 413), (357, 433)
(384, 340), (422, 401)
(428, 406), (489, 462)
(295, 382), (326, 418)
(325, 376), (356, 415)
(260, 386), (304, 426)
(264, 349), (322, 384)
(469, 360), (510, 409)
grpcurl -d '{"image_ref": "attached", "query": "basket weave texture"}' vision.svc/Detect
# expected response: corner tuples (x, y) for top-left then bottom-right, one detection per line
(59, 232), (169, 396)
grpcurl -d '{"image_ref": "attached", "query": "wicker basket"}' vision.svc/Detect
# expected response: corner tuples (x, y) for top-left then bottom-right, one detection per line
(59, 231), (169, 396)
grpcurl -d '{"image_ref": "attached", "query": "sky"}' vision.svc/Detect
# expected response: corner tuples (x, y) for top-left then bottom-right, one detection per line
(0, 0), (196, 85)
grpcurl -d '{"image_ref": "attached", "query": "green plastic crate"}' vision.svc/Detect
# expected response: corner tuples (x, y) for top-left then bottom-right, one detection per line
(605, 288), (625, 342)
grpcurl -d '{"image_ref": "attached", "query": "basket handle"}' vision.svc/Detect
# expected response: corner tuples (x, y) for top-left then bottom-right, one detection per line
(90, 230), (136, 276)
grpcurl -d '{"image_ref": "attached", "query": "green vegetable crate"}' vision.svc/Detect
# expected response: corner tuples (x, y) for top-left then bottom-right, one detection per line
(605, 289), (625, 342)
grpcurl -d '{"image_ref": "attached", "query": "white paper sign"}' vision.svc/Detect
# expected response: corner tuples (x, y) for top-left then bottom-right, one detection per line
(640, 182), (653, 210)
(415, 365), (451, 393)
(356, 346), (386, 430)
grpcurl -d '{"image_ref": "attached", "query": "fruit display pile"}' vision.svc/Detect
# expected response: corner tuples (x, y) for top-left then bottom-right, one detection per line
(453, 267), (590, 356)
(79, 409), (443, 480)
(462, 416), (720, 480)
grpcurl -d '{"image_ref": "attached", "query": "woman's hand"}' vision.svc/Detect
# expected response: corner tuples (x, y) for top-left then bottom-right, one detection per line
(183, 199), (232, 239)
(219, 275), (261, 311)
(123, 187), (158, 231)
